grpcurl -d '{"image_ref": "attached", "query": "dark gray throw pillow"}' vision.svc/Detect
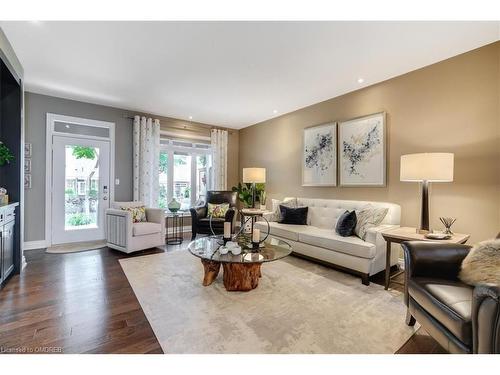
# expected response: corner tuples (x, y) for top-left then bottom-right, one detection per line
(335, 210), (357, 237)
(279, 205), (308, 225)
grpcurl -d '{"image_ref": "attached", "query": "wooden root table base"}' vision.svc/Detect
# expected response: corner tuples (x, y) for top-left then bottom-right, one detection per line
(201, 259), (221, 286)
(200, 259), (262, 291)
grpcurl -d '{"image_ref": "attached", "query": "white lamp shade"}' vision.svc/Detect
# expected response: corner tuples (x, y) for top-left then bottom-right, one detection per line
(400, 153), (454, 182)
(243, 168), (266, 183)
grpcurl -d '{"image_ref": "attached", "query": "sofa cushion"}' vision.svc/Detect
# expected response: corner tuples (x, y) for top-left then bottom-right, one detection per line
(295, 197), (401, 228)
(354, 205), (388, 240)
(279, 205), (308, 225)
(207, 203), (229, 218)
(409, 277), (473, 345)
(335, 210), (357, 237)
(254, 221), (309, 241)
(133, 222), (162, 236)
(271, 198), (298, 222)
(121, 206), (147, 223)
(298, 227), (376, 259)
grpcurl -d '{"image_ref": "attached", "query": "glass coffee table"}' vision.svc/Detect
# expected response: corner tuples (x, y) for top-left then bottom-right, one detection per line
(188, 235), (292, 291)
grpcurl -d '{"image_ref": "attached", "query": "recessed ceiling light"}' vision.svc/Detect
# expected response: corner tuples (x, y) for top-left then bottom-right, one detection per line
(357, 78), (364, 84)
(65, 124), (70, 129)
(273, 109), (278, 114)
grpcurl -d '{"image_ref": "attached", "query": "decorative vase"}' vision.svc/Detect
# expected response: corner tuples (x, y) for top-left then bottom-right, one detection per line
(167, 198), (181, 213)
(439, 217), (456, 235)
(260, 204), (266, 211)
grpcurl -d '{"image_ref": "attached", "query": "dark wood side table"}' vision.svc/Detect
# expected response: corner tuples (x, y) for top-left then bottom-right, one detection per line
(381, 227), (470, 290)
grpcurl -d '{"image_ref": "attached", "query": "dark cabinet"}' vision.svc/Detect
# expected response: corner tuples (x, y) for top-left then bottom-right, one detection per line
(0, 203), (17, 287)
(0, 50), (23, 286)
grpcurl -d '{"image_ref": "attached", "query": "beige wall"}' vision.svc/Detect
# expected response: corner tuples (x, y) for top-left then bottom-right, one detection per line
(239, 42), (500, 243)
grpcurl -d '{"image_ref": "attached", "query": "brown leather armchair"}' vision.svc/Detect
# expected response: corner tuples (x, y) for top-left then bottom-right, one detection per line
(189, 191), (237, 240)
(402, 241), (500, 354)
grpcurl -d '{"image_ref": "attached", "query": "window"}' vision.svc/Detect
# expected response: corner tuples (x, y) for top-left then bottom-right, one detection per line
(77, 180), (86, 195)
(159, 151), (169, 209)
(159, 139), (212, 211)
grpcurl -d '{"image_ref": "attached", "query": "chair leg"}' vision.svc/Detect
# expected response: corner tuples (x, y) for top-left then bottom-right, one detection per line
(361, 273), (370, 286)
(406, 310), (416, 326)
(191, 231), (196, 241)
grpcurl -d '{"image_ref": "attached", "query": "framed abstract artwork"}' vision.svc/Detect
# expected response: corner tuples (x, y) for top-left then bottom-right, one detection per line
(24, 174), (32, 189)
(24, 142), (32, 158)
(302, 122), (337, 186)
(339, 112), (386, 187)
(24, 158), (31, 174)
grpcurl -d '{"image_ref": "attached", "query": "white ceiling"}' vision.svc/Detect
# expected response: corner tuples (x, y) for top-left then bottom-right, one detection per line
(1, 21), (499, 129)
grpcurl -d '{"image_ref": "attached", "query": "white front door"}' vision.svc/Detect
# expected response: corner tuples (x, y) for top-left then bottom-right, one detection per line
(51, 135), (110, 245)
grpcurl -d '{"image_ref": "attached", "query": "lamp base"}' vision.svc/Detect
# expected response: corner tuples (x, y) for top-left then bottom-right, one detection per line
(416, 228), (430, 235)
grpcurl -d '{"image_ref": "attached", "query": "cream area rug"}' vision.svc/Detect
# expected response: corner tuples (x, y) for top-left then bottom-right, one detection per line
(120, 251), (418, 354)
(46, 240), (107, 254)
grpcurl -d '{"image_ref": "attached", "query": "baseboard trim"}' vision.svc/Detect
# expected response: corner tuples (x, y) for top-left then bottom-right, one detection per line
(24, 226), (193, 251)
(23, 240), (48, 251)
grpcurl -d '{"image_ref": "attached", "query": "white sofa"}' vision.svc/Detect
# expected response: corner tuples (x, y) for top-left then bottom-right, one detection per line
(106, 201), (165, 253)
(255, 197), (401, 285)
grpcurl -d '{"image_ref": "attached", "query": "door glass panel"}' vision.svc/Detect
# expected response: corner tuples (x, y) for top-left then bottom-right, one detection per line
(54, 121), (110, 138)
(159, 151), (168, 209)
(65, 145), (100, 230)
(196, 154), (210, 204)
(173, 153), (191, 210)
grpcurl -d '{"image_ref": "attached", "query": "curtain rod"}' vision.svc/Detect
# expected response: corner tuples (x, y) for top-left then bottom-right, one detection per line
(124, 115), (234, 134)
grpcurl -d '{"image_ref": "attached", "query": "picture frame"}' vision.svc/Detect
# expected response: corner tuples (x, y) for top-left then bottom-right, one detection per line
(302, 122), (337, 186)
(338, 112), (386, 187)
(24, 158), (31, 174)
(24, 173), (32, 189)
(24, 142), (32, 158)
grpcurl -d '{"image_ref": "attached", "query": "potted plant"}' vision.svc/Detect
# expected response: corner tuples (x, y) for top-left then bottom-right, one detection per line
(259, 190), (267, 210)
(231, 183), (253, 208)
(0, 142), (14, 166)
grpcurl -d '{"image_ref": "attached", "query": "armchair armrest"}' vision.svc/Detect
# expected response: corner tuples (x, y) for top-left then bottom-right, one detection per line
(145, 208), (165, 224)
(190, 205), (207, 222)
(402, 241), (471, 280)
(106, 208), (132, 221)
(472, 285), (500, 353)
(105, 208), (133, 247)
(365, 224), (399, 245)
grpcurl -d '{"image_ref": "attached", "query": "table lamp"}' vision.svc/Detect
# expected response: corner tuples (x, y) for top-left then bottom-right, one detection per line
(242, 168), (266, 208)
(400, 153), (454, 233)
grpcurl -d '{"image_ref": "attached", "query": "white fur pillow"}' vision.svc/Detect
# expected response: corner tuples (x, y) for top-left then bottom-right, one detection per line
(459, 239), (500, 286)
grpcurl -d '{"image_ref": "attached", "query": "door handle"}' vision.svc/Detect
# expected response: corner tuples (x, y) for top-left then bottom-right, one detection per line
(103, 197), (108, 201)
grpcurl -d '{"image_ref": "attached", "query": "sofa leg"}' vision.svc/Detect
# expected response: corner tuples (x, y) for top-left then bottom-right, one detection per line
(406, 310), (416, 326)
(361, 273), (370, 286)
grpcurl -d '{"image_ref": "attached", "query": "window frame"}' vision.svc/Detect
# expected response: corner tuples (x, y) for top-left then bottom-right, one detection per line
(77, 180), (86, 195)
(159, 138), (212, 210)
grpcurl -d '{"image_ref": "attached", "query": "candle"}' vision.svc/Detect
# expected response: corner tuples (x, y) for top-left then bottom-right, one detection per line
(224, 222), (231, 239)
(252, 228), (260, 243)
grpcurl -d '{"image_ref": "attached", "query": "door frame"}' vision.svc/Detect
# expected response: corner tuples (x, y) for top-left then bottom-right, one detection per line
(45, 113), (115, 247)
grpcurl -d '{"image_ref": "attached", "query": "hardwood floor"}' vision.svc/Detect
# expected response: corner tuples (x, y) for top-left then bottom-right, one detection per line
(0, 245), (167, 354)
(0, 236), (445, 354)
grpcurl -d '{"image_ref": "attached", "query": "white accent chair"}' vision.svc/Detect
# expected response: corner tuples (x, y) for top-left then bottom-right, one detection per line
(106, 201), (165, 254)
